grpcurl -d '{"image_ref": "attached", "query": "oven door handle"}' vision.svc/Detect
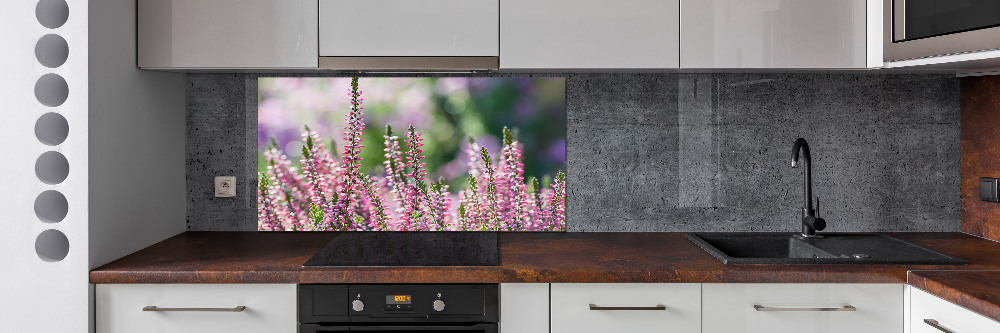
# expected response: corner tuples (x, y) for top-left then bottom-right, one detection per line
(336, 324), (498, 332)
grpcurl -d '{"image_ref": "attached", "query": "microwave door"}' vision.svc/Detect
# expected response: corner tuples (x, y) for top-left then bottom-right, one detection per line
(896, 0), (1000, 42)
(884, 0), (1000, 61)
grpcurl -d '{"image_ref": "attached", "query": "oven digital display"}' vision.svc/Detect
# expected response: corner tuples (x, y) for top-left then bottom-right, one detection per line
(386, 295), (412, 304)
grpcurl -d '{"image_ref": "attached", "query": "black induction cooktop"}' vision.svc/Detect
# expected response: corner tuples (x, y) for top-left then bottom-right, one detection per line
(303, 232), (499, 267)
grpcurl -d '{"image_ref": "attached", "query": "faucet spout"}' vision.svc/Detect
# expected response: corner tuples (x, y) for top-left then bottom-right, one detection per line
(791, 138), (825, 237)
(791, 138), (812, 210)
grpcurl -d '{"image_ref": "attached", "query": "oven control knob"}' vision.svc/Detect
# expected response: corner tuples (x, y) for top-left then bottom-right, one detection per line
(352, 299), (365, 312)
(432, 299), (446, 312)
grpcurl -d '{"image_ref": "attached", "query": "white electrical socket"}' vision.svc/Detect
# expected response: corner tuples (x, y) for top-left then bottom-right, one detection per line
(215, 176), (236, 197)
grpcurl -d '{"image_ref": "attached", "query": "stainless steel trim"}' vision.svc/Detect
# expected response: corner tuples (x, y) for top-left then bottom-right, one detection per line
(924, 319), (955, 333)
(589, 304), (667, 311)
(142, 306), (247, 312)
(318, 57), (499, 71)
(884, 0), (1000, 62)
(753, 305), (857, 312)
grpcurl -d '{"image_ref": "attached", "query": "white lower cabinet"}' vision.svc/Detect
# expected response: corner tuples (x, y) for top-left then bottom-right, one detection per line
(551, 283), (702, 333)
(98, 282), (1000, 333)
(910, 287), (1000, 333)
(702, 283), (903, 333)
(500, 283), (549, 333)
(95, 284), (297, 333)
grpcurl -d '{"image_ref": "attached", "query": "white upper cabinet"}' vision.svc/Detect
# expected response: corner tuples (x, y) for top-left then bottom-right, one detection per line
(319, 0), (499, 57)
(137, 0), (318, 69)
(681, 0), (875, 68)
(500, 0), (680, 69)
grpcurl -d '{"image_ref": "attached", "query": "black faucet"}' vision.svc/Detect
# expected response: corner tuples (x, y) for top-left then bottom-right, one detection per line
(791, 138), (825, 237)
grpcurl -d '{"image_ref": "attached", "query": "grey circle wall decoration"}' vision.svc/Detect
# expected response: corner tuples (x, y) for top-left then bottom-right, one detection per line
(34, 190), (68, 223)
(35, 112), (69, 145)
(35, 151), (69, 185)
(35, 34), (68, 68)
(35, 229), (69, 262)
(34, 73), (69, 107)
(34, 0), (73, 266)
(36, 0), (69, 29)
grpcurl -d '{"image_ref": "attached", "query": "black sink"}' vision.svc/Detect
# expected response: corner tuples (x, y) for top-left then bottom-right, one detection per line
(686, 233), (966, 265)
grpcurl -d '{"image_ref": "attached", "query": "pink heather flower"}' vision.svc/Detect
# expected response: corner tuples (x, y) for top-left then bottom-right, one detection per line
(426, 179), (452, 230)
(479, 146), (501, 230)
(264, 148), (308, 229)
(383, 124), (412, 229)
(341, 77), (365, 205)
(402, 125), (429, 230)
(498, 127), (528, 230)
(540, 170), (567, 231)
(257, 173), (283, 231)
(361, 175), (389, 230)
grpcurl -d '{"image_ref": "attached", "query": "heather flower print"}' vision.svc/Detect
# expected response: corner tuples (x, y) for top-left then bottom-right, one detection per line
(257, 77), (566, 231)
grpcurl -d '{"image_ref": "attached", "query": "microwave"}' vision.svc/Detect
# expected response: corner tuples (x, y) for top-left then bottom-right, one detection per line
(884, 0), (1000, 62)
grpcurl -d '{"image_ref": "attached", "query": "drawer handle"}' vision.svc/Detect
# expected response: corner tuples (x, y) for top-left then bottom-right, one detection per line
(924, 319), (955, 333)
(143, 306), (247, 312)
(753, 305), (856, 312)
(589, 304), (667, 311)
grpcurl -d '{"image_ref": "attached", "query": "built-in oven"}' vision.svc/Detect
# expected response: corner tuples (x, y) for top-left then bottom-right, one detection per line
(884, 0), (1000, 61)
(299, 284), (498, 333)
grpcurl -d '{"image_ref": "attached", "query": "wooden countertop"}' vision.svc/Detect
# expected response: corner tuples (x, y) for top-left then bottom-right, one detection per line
(90, 231), (1000, 284)
(908, 270), (1000, 323)
(90, 232), (1000, 322)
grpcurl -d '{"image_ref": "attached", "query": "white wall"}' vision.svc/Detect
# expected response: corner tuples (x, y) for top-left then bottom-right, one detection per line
(88, 0), (186, 270)
(0, 0), (185, 331)
(0, 0), (90, 331)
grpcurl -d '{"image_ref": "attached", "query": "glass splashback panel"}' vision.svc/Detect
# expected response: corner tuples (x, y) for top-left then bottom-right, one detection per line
(257, 77), (566, 231)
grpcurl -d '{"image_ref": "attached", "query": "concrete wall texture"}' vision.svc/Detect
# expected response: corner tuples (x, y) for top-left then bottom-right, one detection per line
(186, 73), (960, 232)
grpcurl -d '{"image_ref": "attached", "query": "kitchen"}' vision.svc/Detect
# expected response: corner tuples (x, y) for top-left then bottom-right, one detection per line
(4, 0), (1000, 332)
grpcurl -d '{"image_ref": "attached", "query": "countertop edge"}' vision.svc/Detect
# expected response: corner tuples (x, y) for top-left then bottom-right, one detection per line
(908, 270), (1000, 324)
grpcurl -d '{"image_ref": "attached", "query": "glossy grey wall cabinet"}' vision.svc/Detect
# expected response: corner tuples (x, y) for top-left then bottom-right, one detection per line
(137, 0), (318, 69)
(680, 0), (878, 69)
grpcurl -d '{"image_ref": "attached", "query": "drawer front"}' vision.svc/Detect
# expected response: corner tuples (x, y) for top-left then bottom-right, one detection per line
(911, 288), (1000, 333)
(551, 283), (701, 333)
(96, 284), (296, 333)
(702, 283), (903, 333)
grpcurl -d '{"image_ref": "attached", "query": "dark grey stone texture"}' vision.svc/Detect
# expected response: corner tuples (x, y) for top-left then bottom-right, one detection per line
(186, 73), (960, 232)
(186, 74), (257, 231)
(304, 232), (499, 266)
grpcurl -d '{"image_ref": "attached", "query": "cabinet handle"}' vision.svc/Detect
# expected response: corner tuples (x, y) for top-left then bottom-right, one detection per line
(589, 304), (667, 311)
(924, 319), (955, 333)
(143, 306), (247, 312)
(753, 305), (856, 312)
